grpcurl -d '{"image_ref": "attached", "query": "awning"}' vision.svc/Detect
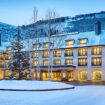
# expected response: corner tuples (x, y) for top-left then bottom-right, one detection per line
(34, 65), (76, 71)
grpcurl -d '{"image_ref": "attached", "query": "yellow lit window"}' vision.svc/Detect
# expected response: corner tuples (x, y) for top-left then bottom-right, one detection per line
(33, 60), (38, 66)
(0, 53), (4, 59)
(32, 51), (38, 57)
(78, 48), (87, 56)
(42, 50), (49, 57)
(78, 70), (87, 81)
(43, 60), (49, 66)
(65, 49), (73, 56)
(43, 43), (49, 48)
(65, 59), (73, 65)
(92, 70), (102, 80)
(66, 40), (74, 46)
(78, 58), (87, 66)
(92, 57), (102, 66)
(53, 60), (61, 65)
(53, 50), (61, 57)
(0, 61), (3, 68)
(6, 47), (12, 51)
(79, 38), (87, 44)
(4, 54), (11, 60)
(92, 47), (102, 55)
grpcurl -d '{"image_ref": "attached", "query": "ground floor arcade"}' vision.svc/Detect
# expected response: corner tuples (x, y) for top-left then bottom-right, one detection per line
(0, 67), (104, 82)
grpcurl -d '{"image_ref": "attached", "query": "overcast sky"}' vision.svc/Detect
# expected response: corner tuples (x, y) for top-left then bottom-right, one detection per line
(0, 0), (105, 25)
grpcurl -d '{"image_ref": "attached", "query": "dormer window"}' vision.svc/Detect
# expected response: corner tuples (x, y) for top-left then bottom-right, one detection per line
(33, 44), (39, 49)
(79, 38), (88, 44)
(66, 40), (74, 46)
(43, 43), (49, 48)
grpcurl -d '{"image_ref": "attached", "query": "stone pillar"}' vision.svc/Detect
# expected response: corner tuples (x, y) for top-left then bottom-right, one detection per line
(61, 49), (65, 65)
(87, 47), (92, 81)
(102, 47), (105, 81)
(73, 48), (78, 80)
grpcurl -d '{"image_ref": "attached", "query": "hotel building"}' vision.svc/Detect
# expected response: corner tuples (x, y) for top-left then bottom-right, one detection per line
(0, 11), (105, 82)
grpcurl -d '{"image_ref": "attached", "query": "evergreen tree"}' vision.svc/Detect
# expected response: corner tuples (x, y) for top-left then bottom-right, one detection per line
(8, 27), (30, 80)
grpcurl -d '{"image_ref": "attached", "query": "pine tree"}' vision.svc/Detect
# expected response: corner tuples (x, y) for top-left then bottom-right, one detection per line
(8, 27), (30, 80)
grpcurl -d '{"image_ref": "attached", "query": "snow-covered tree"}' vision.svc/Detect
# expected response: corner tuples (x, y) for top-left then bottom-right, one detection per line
(8, 27), (30, 80)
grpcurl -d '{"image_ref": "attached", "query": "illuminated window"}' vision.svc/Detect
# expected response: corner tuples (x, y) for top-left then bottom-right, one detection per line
(53, 60), (61, 65)
(33, 60), (38, 66)
(52, 72), (61, 80)
(5, 61), (9, 67)
(78, 48), (87, 56)
(0, 53), (4, 59)
(33, 44), (39, 49)
(65, 59), (73, 65)
(78, 70), (87, 81)
(0, 61), (3, 68)
(66, 40), (74, 46)
(4, 54), (11, 60)
(78, 58), (87, 66)
(53, 50), (61, 57)
(65, 49), (73, 56)
(92, 70), (102, 80)
(6, 47), (12, 51)
(32, 51), (38, 57)
(42, 50), (49, 58)
(92, 47), (102, 55)
(92, 57), (102, 66)
(43, 60), (49, 66)
(79, 38), (87, 44)
(43, 43), (49, 48)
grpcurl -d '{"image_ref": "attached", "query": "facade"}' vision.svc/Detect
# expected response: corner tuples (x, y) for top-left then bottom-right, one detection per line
(0, 11), (105, 82)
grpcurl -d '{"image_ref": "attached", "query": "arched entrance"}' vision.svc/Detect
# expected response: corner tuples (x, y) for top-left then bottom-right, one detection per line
(68, 70), (74, 81)
(61, 71), (68, 81)
(92, 70), (102, 81)
(41, 71), (48, 80)
(78, 70), (87, 81)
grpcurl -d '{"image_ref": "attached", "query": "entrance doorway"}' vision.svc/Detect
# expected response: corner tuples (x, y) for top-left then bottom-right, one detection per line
(52, 71), (61, 81)
(78, 70), (87, 81)
(68, 70), (74, 81)
(92, 70), (102, 81)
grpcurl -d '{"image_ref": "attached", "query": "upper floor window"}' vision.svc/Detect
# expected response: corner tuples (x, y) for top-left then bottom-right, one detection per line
(0, 53), (4, 59)
(43, 60), (49, 66)
(79, 38), (88, 44)
(65, 49), (73, 56)
(53, 59), (61, 65)
(0, 61), (3, 68)
(78, 48), (87, 56)
(6, 47), (12, 52)
(66, 40), (74, 46)
(33, 44), (39, 49)
(92, 47), (102, 55)
(32, 51), (38, 58)
(4, 54), (11, 60)
(78, 58), (87, 66)
(43, 43), (49, 48)
(33, 60), (38, 66)
(42, 50), (49, 58)
(53, 50), (61, 57)
(65, 59), (73, 65)
(92, 57), (102, 66)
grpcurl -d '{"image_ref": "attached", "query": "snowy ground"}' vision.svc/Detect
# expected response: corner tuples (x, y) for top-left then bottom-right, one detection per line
(0, 81), (105, 105)
(0, 80), (73, 90)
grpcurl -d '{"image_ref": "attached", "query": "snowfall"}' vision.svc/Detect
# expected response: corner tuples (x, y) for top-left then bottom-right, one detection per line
(0, 80), (105, 105)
